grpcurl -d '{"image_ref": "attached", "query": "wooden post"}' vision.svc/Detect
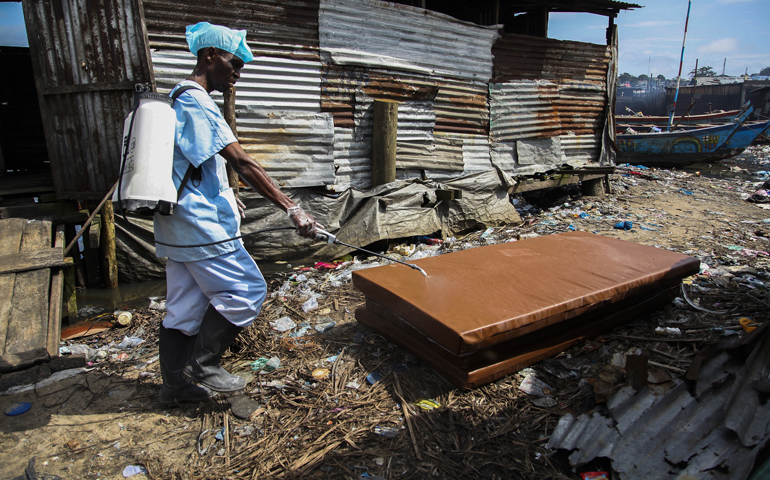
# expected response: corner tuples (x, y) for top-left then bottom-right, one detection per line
(100, 200), (118, 288)
(223, 87), (240, 196)
(372, 99), (398, 187)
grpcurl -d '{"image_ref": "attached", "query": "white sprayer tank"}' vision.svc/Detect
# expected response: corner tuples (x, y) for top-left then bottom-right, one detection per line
(113, 92), (177, 215)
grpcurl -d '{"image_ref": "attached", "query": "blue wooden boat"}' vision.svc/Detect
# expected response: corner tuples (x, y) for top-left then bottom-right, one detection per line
(617, 106), (762, 168)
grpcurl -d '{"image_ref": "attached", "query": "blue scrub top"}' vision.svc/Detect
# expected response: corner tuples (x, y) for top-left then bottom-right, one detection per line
(154, 81), (241, 262)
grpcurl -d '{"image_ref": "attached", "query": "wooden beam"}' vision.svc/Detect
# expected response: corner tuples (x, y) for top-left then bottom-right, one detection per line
(38, 81), (135, 96)
(0, 248), (73, 275)
(371, 99), (399, 187)
(100, 201), (118, 289)
(47, 225), (66, 357)
(0, 218), (25, 355)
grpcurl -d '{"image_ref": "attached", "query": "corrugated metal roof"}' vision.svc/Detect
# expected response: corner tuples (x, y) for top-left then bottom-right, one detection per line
(318, 0), (500, 82)
(237, 108), (335, 188)
(353, 94), (436, 143)
(142, 0), (320, 60)
(22, 0), (153, 199)
(547, 325), (770, 480)
(151, 51), (322, 112)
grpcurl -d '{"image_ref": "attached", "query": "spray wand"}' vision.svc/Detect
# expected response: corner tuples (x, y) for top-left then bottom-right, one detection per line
(315, 228), (428, 277)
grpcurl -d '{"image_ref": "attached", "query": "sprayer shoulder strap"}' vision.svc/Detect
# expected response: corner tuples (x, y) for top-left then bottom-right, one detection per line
(171, 85), (202, 201)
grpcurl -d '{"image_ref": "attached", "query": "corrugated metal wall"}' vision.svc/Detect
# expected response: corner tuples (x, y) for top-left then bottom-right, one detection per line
(22, 0), (153, 199)
(318, 0), (500, 82)
(489, 33), (611, 175)
(142, 0), (320, 60)
(25, 0), (614, 199)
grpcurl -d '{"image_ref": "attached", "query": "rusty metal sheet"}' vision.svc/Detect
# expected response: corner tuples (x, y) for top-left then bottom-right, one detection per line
(319, 0), (499, 82)
(492, 33), (610, 84)
(22, 0), (153, 199)
(330, 127), (370, 192)
(151, 50), (322, 112)
(237, 108), (335, 188)
(142, 0), (320, 60)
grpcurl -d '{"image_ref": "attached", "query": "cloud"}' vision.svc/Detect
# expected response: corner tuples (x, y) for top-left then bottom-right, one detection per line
(622, 20), (678, 28)
(697, 38), (739, 54)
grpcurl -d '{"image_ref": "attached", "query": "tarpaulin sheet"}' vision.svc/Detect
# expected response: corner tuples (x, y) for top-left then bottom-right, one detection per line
(114, 170), (519, 283)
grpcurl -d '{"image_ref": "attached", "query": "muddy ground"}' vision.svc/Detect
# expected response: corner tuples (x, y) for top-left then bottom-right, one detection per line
(2, 146), (769, 480)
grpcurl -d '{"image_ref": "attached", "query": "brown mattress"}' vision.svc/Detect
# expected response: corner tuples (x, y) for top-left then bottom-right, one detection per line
(352, 231), (700, 388)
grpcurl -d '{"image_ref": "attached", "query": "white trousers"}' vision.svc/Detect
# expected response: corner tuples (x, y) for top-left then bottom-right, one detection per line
(162, 246), (267, 335)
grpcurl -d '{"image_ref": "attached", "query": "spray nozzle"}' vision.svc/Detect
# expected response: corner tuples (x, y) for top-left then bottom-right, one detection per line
(316, 228), (336, 245)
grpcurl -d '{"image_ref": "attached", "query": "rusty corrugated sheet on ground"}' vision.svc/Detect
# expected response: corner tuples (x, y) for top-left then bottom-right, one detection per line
(142, 0), (320, 61)
(547, 324), (770, 480)
(319, 0), (500, 82)
(322, 65), (488, 135)
(22, 0), (153, 199)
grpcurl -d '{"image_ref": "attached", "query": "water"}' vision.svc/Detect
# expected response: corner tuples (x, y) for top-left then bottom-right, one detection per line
(77, 279), (167, 312)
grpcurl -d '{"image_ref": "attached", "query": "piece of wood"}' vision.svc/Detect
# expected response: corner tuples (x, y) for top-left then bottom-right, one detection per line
(47, 225), (66, 357)
(223, 87), (240, 196)
(0, 348), (49, 372)
(5, 220), (51, 356)
(88, 214), (101, 249)
(625, 354), (649, 391)
(63, 264), (77, 319)
(100, 201), (118, 288)
(372, 99), (398, 187)
(582, 176), (606, 197)
(0, 173), (55, 196)
(82, 219), (103, 287)
(0, 218), (25, 354)
(0, 248), (73, 275)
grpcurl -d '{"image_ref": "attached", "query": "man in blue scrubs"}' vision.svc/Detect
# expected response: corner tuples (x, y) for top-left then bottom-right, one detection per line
(155, 22), (319, 405)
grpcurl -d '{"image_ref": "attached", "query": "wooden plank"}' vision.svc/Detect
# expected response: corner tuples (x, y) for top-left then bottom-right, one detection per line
(0, 173), (55, 196)
(0, 347), (49, 373)
(47, 225), (66, 357)
(4, 220), (51, 355)
(0, 218), (25, 355)
(0, 203), (88, 224)
(0, 248), (73, 275)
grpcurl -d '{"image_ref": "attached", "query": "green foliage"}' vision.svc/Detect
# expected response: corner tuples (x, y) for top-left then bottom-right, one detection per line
(688, 66), (717, 78)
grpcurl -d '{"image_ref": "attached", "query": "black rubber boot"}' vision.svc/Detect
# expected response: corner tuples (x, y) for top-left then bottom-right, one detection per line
(182, 305), (247, 392)
(158, 325), (216, 405)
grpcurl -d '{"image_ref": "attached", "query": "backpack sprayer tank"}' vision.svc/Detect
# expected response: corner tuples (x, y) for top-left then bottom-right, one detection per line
(113, 90), (178, 215)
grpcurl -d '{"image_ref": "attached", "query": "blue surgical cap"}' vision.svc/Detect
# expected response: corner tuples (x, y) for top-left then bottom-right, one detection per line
(186, 22), (254, 63)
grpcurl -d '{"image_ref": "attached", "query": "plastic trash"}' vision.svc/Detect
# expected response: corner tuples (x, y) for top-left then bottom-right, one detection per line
(519, 374), (553, 397)
(678, 188), (694, 195)
(532, 397), (557, 408)
(366, 372), (383, 384)
(250, 357), (269, 371)
(314, 319), (336, 333)
(122, 465), (148, 477)
(346, 381), (361, 390)
(148, 297), (166, 311)
(374, 426), (400, 437)
(302, 297), (319, 312)
(270, 316), (296, 332)
(4, 402), (31, 416)
(655, 326), (682, 336)
(740, 317), (757, 333)
(289, 322), (312, 338)
(614, 221), (633, 230)
(415, 399), (440, 410)
(480, 227), (495, 239)
(259, 356), (281, 374)
(312, 368), (330, 380)
(580, 473), (609, 480)
(117, 336), (145, 349)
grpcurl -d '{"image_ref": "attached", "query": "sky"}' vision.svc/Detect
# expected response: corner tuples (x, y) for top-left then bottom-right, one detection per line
(549, 0), (770, 78)
(1, 0), (769, 78)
